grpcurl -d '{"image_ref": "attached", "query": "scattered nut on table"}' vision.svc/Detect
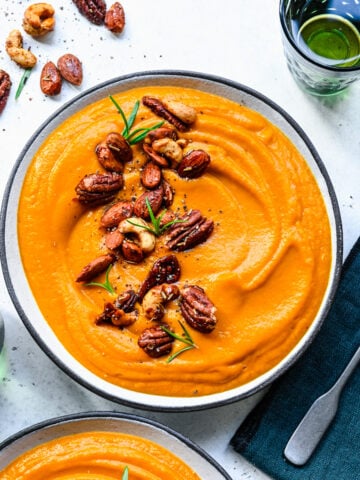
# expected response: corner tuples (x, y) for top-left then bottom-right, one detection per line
(105, 2), (126, 33)
(23, 3), (55, 37)
(0, 70), (11, 114)
(5, 30), (37, 68)
(57, 54), (83, 86)
(40, 61), (62, 96)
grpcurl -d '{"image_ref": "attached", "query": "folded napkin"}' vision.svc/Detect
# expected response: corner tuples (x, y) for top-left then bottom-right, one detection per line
(231, 236), (360, 480)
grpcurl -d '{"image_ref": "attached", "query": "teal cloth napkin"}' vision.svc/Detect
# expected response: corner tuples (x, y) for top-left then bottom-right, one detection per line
(231, 237), (360, 480)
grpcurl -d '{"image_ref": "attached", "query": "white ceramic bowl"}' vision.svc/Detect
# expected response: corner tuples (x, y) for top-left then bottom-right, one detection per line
(0, 71), (342, 411)
(0, 411), (231, 478)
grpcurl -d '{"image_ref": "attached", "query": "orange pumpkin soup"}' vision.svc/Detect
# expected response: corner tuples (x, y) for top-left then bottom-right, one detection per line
(0, 431), (200, 479)
(18, 86), (331, 396)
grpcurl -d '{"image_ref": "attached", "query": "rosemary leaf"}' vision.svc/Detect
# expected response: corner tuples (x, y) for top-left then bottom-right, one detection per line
(109, 95), (129, 136)
(122, 466), (129, 480)
(166, 345), (195, 363)
(126, 100), (140, 132)
(85, 264), (115, 294)
(126, 219), (157, 236)
(128, 121), (164, 145)
(15, 68), (32, 100)
(161, 325), (194, 347)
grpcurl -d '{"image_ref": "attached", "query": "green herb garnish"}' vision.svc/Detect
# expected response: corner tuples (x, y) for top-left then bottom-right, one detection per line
(15, 68), (32, 100)
(122, 466), (129, 480)
(161, 321), (197, 363)
(127, 198), (185, 237)
(85, 264), (115, 294)
(109, 95), (164, 145)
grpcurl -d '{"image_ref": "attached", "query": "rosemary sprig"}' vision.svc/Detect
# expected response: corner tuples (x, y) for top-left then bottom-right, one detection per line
(127, 198), (185, 237)
(85, 264), (115, 294)
(161, 321), (197, 363)
(15, 68), (32, 100)
(109, 95), (164, 145)
(122, 466), (129, 480)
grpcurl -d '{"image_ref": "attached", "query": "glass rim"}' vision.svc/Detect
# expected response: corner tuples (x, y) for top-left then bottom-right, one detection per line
(279, 0), (360, 73)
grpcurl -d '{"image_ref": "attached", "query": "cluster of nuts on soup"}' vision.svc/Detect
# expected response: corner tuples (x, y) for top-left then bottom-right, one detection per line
(74, 95), (217, 359)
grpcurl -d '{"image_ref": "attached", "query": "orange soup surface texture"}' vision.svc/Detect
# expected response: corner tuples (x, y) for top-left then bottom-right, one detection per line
(18, 86), (332, 397)
(0, 431), (200, 479)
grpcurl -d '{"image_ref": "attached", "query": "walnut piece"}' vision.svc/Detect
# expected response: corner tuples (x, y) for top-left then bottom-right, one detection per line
(23, 3), (55, 37)
(180, 285), (217, 333)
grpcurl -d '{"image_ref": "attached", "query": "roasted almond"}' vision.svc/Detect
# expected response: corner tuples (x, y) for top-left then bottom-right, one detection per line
(57, 54), (83, 86)
(40, 61), (62, 96)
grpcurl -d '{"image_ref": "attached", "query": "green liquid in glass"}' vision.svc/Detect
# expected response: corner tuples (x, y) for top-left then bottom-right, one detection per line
(298, 14), (360, 67)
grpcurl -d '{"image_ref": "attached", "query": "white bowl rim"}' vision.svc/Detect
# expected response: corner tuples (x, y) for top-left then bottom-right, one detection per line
(0, 410), (232, 479)
(0, 69), (343, 411)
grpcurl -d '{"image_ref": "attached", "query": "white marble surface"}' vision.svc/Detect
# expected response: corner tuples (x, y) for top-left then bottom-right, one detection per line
(0, 1), (359, 479)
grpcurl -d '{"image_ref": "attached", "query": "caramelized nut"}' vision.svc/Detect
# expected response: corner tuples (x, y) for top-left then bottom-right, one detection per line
(152, 138), (183, 167)
(40, 61), (62, 96)
(23, 3), (55, 37)
(138, 324), (174, 358)
(57, 54), (83, 86)
(105, 2), (125, 33)
(177, 149), (211, 179)
(142, 96), (188, 132)
(95, 302), (137, 327)
(142, 284), (180, 322)
(0, 70), (11, 114)
(104, 229), (124, 250)
(75, 172), (124, 206)
(138, 254), (181, 301)
(96, 132), (132, 172)
(100, 201), (134, 228)
(118, 217), (156, 254)
(115, 289), (138, 312)
(165, 209), (214, 251)
(162, 99), (197, 125)
(180, 285), (217, 333)
(5, 30), (37, 68)
(121, 239), (144, 264)
(141, 161), (162, 189)
(134, 185), (164, 219)
(144, 125), (178, 144)
(72, 0), (106, 25)
(76, 253), (115, 282)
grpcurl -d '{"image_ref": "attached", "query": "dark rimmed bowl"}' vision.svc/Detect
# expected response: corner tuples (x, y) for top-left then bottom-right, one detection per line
(0, 411), (231, 478)
(0, 70), (343, 411)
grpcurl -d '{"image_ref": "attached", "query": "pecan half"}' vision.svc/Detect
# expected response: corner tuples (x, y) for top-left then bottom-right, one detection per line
(177, 149), (211, 179)
(76, 253), (115, 282)
(40, 61), (62, 96)
(138, 254), (181, 301)
(142, 96), (188, 132)
(115, 289), (138, 312)
(75, 172), (123, 206)
(96, 132), (132, 172)
(134, 184), (163, 219)
(0, 70), (11, 114)
(141, 161), (162, 190)
(23, 3), (55, 37)
(95, 302), (137, 327)
(142, 284), (180, 322)
(162, 180), (174, 208)
(72, 0), (106, 25)
(180, 285), (216, 333)
(138, 324), (174, 358)
(57, 54), (83, 86)
(165, 210), (214, 251)
(105, 2), (125, 33)
(101, 201), (134, 228)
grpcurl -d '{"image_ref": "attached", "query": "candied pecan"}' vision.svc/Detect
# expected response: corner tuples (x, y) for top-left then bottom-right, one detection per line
(142, 284), (180, 322)
(165, 209), (214, 251)
(5, 30), (37, 68)
(121, 239), (144, 264)
(142, 96), (188, 132)
(162, 180), (174, 208)
(96, 132), (132, 172)
(101, 201), (134, 228)
(23, 3), (55, 37)
(141, 161), (162, 190)
(75, 172), (123, 206)
(162, 99), (197, 125)
(115, 289), (138, 312)
(104, 229), (124, 250)
(138, 254), (181, 301)
(105, 2), (125, 33)
(0, 70), (11, 114)
(133, 184), (163, 219)
(138, 324), (174, 358)
(144, 125), (178, 144)
(142, 143), (169, 168)
(159, 209), (176, 228)
(57, 54), (83, 86)
(40, 61), (62, 96)
(180, 285), (216, 333)
(72, 0), (106, 25)
(177, 149), (211, 179)
(95, 302), (137, 327)
(76, 253), (115, 282)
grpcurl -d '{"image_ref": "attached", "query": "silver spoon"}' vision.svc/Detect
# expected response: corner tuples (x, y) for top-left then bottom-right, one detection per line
(284, 344), (360, 466)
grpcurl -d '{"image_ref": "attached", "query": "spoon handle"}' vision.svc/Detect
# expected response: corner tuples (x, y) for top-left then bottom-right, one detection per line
(284, 344), (360, 466)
